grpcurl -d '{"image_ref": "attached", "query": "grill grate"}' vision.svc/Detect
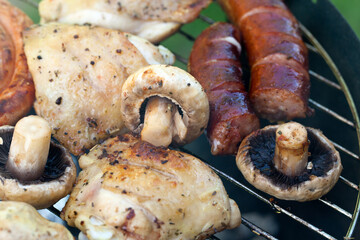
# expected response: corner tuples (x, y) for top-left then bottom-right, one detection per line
(12, 0), (360, 239)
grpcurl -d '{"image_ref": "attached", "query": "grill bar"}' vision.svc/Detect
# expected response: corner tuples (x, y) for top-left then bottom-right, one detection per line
(305, 43), (319, 53)
(241, 217), (279, 240)
(199, 14), (216, 25)
(309, 70), (341, 90)
(318, 198), (352, 219)
(340, 176), (360, 191)
(331, 140), (360, 160)
(308, 99), (355, 128)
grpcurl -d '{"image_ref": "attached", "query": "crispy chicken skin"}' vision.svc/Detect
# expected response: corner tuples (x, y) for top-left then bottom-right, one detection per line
(0, 0), (35, 126)
(62, 134), (241, 240)
(23, 24), (173, 155)
(39, 0), (211, 42)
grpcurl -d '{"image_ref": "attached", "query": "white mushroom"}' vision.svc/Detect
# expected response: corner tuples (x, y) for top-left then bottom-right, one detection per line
(236, 122), (342, 201)
(273, 122), (309, 177)
(121, 65), (209, 147)
(7, 116), (51, 181)
(0, 116), (76, 209)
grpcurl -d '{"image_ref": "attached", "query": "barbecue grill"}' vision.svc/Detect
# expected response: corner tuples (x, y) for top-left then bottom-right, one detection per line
(8, 0), (360, 239)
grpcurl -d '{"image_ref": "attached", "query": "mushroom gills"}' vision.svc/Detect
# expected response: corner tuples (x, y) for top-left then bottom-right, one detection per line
(141, 97), (186, 147)
(6, 115), (51, 181)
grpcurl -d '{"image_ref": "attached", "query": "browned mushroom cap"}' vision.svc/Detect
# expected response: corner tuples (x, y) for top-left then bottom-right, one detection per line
(0, 201), (74, 240)
(0, 125), (76, 209)
(121, 65), (209, 146)
(236, 122), (342, 201)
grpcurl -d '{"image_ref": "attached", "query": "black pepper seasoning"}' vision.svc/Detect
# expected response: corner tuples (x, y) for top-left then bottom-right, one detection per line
(55, 97), (62, 105)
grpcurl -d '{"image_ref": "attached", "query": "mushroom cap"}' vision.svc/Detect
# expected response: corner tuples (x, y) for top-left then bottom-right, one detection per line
(0, 126), (76, 209)
(0, 201), (74, 240)
(236, 125), (342, 201)
(121, 65), (209, 145)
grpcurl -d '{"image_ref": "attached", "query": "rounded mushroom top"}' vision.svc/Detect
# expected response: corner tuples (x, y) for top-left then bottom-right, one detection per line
(121, 65), (209, 146)
(236, 124), (342, 201)
(0, 125), (76, 209)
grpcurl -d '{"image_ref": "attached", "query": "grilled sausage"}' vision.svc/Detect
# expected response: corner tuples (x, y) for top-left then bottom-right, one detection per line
(0, 0), (35, 125)
(189, 22), (260, 155)
(219, 0), (312, 121)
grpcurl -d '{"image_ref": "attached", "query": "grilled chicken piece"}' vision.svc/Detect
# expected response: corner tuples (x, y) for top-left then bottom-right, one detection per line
(0, 201), (73, 240)
(39, 0), (211, 42)
(61, 133), (241, 240)
(23, 24), (174, 155)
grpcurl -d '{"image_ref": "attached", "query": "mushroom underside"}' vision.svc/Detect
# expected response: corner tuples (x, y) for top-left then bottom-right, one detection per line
(0, 129), (70, 183)
(246, 127), (337, 189)
(0, 126), (76, 209)
(137, 95), (185, 132)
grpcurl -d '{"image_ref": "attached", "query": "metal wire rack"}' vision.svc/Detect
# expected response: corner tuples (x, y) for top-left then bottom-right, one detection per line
(11, 0), (360, 239)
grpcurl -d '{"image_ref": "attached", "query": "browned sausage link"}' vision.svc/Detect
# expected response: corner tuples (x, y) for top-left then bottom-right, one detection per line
(219, 0), (312, 121)
(189, 22), (260, 155)
(0, 0), (35, 126)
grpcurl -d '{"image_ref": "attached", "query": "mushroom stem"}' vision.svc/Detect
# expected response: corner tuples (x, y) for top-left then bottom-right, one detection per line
(6, 116), (51, 181)
(141, 97), (186, 147)
(273, 122), (309, 177)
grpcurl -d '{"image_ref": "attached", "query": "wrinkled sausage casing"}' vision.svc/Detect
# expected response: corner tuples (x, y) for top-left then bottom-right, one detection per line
(189, 22), (260, 155)
(0, 0), (35, 126)
(219, 0), (311, 121)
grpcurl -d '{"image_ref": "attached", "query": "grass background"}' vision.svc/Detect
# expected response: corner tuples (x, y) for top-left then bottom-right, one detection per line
(330, 0), (360, 38)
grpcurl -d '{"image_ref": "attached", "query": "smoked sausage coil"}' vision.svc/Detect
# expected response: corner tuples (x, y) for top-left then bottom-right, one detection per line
(219, 0), (312, 121)
(189, 22), (260, 155)
(0, 0), (35, 125)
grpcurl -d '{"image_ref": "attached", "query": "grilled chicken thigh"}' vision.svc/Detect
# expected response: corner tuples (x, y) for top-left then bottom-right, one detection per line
(39, 0), (211, 42)
(23, 24), (174, 155)
(62, 134), (241, 240)
(0, 201), (73, 240)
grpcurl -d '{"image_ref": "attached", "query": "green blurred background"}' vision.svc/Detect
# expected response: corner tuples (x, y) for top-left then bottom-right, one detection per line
(330, 0), (360, 38)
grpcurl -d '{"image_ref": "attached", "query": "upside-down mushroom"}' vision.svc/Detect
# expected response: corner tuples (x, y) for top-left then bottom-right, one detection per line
(236, 122), (342, 201)
(0, 201), (74, 240)
(0, 115), (76, 209)
(121, 65), (209, 147)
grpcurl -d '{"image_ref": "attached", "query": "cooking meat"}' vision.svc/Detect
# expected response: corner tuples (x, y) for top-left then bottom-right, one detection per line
(0, 201), (74, 240)
(0, 0), (35, 126)
(61, 133), (241, 240)
(219, 0), (311, 121)
(189, 22), (260, 155)
(23, 23), (174, 155)
(39, 0), (211, 43)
